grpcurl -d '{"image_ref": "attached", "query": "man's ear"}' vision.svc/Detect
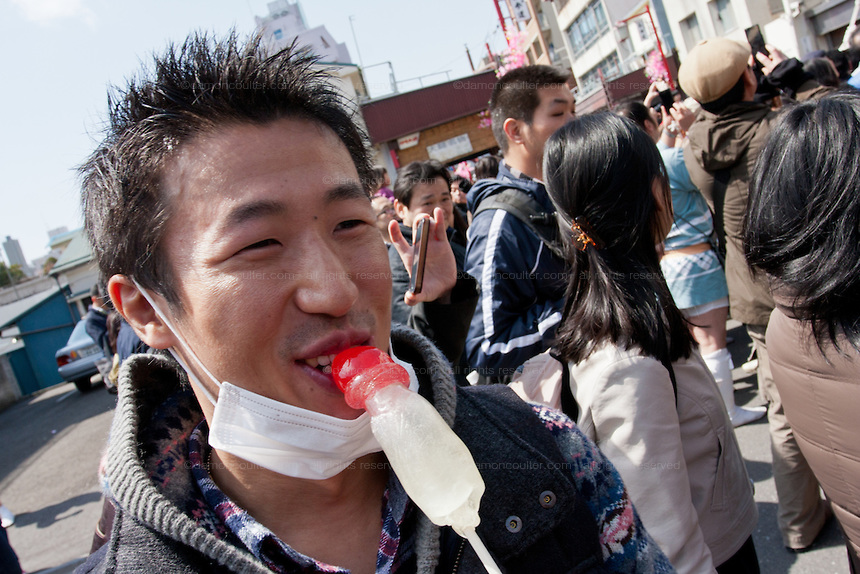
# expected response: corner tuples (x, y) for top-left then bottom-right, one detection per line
(502, 117), (525, 146)
(107, 275), (177, 349)
(393, 198), (409, 223)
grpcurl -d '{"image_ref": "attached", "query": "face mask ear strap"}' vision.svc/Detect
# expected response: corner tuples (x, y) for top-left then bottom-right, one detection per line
(130, 278), (220, 405)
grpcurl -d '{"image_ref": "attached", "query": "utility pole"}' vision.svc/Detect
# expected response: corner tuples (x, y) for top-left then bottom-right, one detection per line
(362, 61), (399, 95)
(349, 15), (364, 68)
(493, 0), (508, 36)
(466, 44), (475, 72)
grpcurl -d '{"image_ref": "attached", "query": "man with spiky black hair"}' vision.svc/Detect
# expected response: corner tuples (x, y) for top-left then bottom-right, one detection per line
(76, 32), (671, 573)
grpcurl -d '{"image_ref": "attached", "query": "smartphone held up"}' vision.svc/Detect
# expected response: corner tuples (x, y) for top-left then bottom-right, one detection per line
(653, 81), (674, 112)
(409, 217), (430, 295)
(745, 25), (769, 77)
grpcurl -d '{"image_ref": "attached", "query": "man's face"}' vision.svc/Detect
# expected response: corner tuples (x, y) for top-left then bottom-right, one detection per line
(371, 195), (397, 235)
(157, 118), (392, 420)
(520, 85), (576, 165)
(395, 178), (454, 228)
(450, 181), (468, 205)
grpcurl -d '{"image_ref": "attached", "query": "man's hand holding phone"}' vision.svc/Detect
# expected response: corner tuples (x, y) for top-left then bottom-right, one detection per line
(645, 82), (681, 137)
(389, 207), (457, 307)
(753, 44), (787, 77)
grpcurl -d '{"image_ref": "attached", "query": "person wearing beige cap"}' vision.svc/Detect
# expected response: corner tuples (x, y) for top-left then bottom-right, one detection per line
(679, 37), (832, 553)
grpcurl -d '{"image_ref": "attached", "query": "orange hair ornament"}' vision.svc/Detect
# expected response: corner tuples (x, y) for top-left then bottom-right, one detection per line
(571, 216), (602, 252)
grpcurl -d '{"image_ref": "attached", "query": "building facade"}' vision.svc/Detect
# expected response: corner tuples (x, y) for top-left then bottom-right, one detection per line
(255, 0), (351, 63)
(360, 71), (499, 176)
(533, 0), (858, 113)
(664, 0), (856, 61)
(254, 0), (368, 102)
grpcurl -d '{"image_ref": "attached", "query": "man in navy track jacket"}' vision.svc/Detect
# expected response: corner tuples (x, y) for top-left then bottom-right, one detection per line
(465, 65), (575, 382)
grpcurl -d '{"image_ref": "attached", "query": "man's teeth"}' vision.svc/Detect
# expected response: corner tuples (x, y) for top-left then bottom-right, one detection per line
(303, 354), (336, 371)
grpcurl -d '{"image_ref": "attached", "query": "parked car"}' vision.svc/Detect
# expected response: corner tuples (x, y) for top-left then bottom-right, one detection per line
(55, 320), (105, 392)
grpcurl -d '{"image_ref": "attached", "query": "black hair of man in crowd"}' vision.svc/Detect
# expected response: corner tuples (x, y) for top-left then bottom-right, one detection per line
(392, 160), (451, 207)
(489, 65), (573, 153)
(474, 154), (500, 180)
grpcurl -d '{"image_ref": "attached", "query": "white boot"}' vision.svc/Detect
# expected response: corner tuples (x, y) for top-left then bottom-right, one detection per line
(0, 504), (14, 528)
(702, 348), (766, 428)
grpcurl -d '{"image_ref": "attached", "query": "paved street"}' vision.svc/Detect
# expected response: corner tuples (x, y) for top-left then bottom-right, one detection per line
(0, 330), (853, 573)
(0, 381), (115, 573)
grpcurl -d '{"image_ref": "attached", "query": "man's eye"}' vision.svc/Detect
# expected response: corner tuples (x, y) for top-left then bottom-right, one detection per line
(239, 239), (279, 253)
(337, 219), (365, 230)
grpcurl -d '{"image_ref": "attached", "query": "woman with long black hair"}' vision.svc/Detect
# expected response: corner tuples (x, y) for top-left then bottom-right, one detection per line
(514, 113), (758, 573)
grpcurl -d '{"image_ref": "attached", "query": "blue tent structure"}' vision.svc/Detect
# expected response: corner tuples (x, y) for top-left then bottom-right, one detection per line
(0, 286), (80, 398)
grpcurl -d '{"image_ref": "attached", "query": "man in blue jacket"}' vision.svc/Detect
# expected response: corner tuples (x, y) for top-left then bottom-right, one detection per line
(465, 65), (575, 382)
(84, 284), (111, 357)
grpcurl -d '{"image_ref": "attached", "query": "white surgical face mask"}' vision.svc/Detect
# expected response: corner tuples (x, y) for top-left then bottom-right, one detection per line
(132, 281), (416, 480)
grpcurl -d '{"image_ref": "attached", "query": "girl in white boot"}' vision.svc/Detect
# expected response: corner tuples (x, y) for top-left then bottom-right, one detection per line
(618, 98), (765, 428)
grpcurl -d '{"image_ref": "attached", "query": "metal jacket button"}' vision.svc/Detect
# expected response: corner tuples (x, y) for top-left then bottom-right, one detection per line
(505, 515), (522, 533)
(539, 490), (557, 508)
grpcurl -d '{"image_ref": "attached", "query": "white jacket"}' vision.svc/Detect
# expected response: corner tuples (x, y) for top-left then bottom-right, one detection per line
(511, 345), (756, 573)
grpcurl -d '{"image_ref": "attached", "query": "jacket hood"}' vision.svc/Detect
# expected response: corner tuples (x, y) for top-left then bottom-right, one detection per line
(687, 102), (771, 171)
(466, 161), (550, 214)
(467, 179), (502, 213)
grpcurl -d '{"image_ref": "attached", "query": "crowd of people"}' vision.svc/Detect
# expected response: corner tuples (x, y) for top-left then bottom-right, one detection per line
(52, 24), (860, 574)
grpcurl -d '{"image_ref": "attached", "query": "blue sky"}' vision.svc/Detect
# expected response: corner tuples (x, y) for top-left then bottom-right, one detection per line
(0, 0), (507, 265)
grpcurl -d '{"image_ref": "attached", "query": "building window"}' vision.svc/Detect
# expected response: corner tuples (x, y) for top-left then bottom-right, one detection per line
(636, 20), (649, 42)
(566, 0), (610, 56)
(578, 51), (622, 96)
(273, 29), (283, 40)
(709, 0), (737, 35)
(679, 13), (703, 51)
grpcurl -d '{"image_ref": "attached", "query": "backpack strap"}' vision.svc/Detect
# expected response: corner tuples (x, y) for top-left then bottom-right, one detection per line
(549, 351), (579, 422)
(472, 187), (566, 260)
(558, 360), (579, 422)
(711, 168), (730, 262)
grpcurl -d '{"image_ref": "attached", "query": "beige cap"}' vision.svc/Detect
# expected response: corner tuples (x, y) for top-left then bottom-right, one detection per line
(678, 38), (750, 104)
